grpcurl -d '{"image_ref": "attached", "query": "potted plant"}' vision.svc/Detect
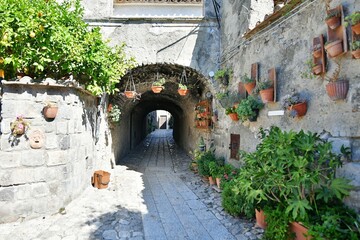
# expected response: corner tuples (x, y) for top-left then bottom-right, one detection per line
(225, 106), (239, 121)
(345, 11), (360, 34)
(325, 9), (341, 29)
(178, 83), (189, 96)
(214, 68), (232, 86)
(124, 90), (137, 99)
(240, 74), (256, 95)
(325, 39), (343, 58)
(235, 95), (264, 122)
(10, 115), (30, 136)
(281, 92), (307, 118)
(351, 40), (360, 59)
(43, 102), (58, 119)
(107, 104), (121, 124)
(325, 63), (349, 101)
(255, 80), (274, 103)
(151, 77), (165, 93)
(198, 136), (206, 152)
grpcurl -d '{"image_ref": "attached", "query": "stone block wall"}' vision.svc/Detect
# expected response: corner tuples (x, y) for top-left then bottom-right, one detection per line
(217, 0), (360, 212)
(0, 82), (113, 223)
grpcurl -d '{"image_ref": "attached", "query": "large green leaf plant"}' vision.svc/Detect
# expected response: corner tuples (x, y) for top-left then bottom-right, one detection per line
(0, 0), (135, 95)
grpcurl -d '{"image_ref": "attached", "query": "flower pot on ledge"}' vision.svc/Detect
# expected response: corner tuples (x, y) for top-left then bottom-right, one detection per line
(325, 40), (343, 58)
(325, 16), (341, 30)
(259, 88), (274, 103)
(352, 49), (360, 59)
(352, 22), (360, 35)
(312, 65), (322, 75)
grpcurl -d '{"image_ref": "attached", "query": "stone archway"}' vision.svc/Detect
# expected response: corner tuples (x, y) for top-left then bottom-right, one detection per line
(110, 63), (213, 163)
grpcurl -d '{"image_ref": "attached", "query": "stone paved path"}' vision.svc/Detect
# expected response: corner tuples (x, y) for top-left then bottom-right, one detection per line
(0, 130), (263, 240)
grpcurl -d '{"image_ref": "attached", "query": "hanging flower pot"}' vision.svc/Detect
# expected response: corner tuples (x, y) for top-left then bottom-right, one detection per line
(352, 49), (360, 59)
(43, 103), (58, 119)
(312, 64), (322, 75)
(352, 22), (360, 35)
(255, 209), (267, 229)
(178, 89), (189, 96)
(289, 102), (307, 117)
(325, 40), (343, 58)
(326, 80), (349, 101)
(124, 91), (137, 99)
(325, 16), (341, 29)
(259, 88), (274, 103)
(244, 82), (256, 95)
(151, 86), (163, 93)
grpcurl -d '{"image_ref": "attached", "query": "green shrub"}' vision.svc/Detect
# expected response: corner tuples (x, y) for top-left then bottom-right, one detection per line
(197, 151), (216, 177)
(0, 0), (135, 95)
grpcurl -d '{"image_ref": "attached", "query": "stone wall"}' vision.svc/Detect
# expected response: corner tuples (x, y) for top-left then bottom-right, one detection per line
(0, 82), (113, 223)
(217, 0), (360, 211)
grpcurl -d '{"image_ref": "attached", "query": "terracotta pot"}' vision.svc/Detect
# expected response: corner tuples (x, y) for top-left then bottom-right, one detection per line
(325, 16), (341, 29)
(216, 177), (221, 189)
(352, 22), (360, 35)
(0, 69), (4, 78)
(178, 89), (189, 96)
(244, 82), (256, 95)
(326, 80), (349, 101)
(151, 86), (163, 93)
(352, 49), (360, 59)
(259, 88), (274, 103)
(312, 49), (322, 58)
(289, 102), (307, 117)
(255, 209), (267, 229)
(43, 106), (58, 119)
(312, 65), (322, 75)
(228, 113), (239, 121)
(289, 222), (311, 240)
(325, 40), (343, 58)
(124, 91), (136, 99)
(209, 176), (215, 185)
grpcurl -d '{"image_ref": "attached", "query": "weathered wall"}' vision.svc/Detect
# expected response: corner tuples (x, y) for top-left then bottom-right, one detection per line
(0, 82), (113, 223)
(217, 0), (360, 211)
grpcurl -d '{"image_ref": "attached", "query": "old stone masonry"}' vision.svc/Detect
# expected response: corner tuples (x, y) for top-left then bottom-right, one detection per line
(0, 130), (263, 240)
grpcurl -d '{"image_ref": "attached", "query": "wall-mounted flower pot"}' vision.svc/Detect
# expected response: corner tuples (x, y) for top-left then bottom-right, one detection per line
(313, 49), (322, 58)
(43, 106), (58, 119)
(259, 88), (274, 103)
(151, 86), (163, 93)
(289, 222), (311, 240)
(352, 49), (360, 59)
(289, 102), (307, 117)
(326, 80), (349, 101)
(312, 64), (322, 75)
(244, 82), (256, 95)
(124, 91), (137, 99)
(255, 209), (267, 229)
(326, 16), (341, 29)
(178, 89), (189, 96)
(352, 22), (360, 35)
(325, 40), (343, 58)
(228, 113), (239, 121)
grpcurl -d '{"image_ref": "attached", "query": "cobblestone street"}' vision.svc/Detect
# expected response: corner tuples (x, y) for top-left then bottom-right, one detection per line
(0, 130), (263, 240)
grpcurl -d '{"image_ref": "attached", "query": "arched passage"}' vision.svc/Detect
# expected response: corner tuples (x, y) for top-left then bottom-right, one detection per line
(110, 63), (213, 163)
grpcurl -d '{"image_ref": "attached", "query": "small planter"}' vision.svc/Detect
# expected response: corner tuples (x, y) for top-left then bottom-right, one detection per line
(313, 49), (322, 58)
(352, 22), (360, 35)
(325, 40), (343, 58)
(289, 102), (307, 117)
(312, 64), (322, 75)
(228, 113), (239, 121)
(124, 91), (137, 99)
(178, 89), (189, 96)
(289, 222), (311, 240)
(352, 49), (360, 59)
(325, 16), (341, 29)
(151, 86), (163, 93)
(259, 88), (274, 103)
(326, 80), (349, 101)
(43, 106), (58, 119)
(255, 209), (267, 229)
(209, 176), (216, 185)
(215, 177), (221, 189)
(248, 109), (259, 122)
(244, 82), (256, 95)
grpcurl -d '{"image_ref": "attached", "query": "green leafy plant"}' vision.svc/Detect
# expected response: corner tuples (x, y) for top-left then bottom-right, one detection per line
(0, 0), (135, 95)
(108, 104), (121, 123)
(235, 95), (264, 122)
(197, 151), (216, 177)
(152, 77), (166, 87)
(240, 74), (254, 84)
(252, 80), (272, 94)
(351, 40), (360, 51)
(178, 83), (187, 90)
(214, 68), (232, 85)
(345, 12), (360, 27)
(215, 92), (228, 100)
(325, 9), (340, 20)
(300, 58), (317, 79)
(264, 205), (291, 240)
(225, 106), (236, 115)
